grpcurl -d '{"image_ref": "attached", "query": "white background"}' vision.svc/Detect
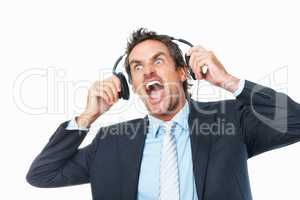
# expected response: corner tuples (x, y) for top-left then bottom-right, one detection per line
(1, 0), (300, 199)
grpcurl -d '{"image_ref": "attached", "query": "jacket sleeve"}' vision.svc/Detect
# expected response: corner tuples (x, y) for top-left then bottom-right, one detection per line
(26, 121), (99, 188)
(235, 80), (300, 158)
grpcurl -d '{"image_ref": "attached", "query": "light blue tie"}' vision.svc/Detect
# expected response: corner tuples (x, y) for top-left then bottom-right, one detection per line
(159, 121), (180, 200)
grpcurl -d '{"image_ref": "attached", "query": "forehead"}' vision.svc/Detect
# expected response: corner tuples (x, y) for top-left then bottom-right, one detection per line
(128, 39), (171, 61)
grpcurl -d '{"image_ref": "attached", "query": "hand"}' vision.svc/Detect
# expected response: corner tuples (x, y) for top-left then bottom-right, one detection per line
(187, 45), (240, 93)
(76, 75), (121, 128)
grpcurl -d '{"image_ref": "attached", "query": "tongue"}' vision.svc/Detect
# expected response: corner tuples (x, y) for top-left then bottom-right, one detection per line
(149, 88), (163, 103)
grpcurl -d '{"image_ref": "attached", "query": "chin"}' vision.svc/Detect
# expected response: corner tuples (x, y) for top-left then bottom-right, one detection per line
(146, 99), (170, 116)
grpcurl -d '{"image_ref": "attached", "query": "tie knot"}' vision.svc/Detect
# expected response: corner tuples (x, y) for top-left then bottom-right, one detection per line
(162, 121), (176, 134)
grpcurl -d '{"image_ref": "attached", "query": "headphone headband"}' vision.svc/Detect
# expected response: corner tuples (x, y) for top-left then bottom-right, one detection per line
(112, 35), (194, 73)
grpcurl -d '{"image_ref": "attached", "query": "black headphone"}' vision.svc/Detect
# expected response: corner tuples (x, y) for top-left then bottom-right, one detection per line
(112, 35), (196, 100)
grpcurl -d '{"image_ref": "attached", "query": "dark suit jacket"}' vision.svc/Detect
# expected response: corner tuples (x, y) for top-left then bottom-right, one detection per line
(26, 80), (300, 200)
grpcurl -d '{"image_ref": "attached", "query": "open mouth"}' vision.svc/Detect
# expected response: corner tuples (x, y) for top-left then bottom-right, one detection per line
(145, 80), (165, 104)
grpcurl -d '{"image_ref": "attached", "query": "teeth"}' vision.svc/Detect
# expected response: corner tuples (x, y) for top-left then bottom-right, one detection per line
(146, 81), (161, 90)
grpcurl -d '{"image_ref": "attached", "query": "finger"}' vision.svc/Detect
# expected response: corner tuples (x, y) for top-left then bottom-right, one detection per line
(92, 87), (110, 105)
(97, 79), (119, 103)
(93, 81), (111, 100)
(92, 82), (111, 104)
(195, 55), (210, 77)
(187, 45), (207, 56)
(193, 65), (202, 80)
(109, 81), (120, 102)
(189, 53), (199, 79)
(105, 81), (119, 103)
(193, 59), (204, 80)
(192, 48), (207, 57)
(112, 74), (121, 92)
(102, 86), (115, 105)
(188, 51), (208, 68)
(189, 53), (207, 79)
(191, 51), (208, 62)
(196, 60), (207, 77)
(98, 89), (112, 109)
(189, 51), (203, 65)
(190, 54), (201, 80)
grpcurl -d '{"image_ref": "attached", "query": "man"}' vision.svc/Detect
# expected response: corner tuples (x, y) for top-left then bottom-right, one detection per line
(26, 28), (300, 200)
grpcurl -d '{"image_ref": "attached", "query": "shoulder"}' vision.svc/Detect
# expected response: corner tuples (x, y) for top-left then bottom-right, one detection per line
(189, 98), (242, 115)
(94, 117), (148, 141)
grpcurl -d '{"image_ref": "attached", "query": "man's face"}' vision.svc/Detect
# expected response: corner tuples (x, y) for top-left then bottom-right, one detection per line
(128, 40), (187, 118)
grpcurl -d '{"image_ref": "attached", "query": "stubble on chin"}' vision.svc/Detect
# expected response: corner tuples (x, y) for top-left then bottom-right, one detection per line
(166, 94), (180, 115)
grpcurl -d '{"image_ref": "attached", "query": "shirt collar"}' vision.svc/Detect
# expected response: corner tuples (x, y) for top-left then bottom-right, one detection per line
(147, 100), (190, 138)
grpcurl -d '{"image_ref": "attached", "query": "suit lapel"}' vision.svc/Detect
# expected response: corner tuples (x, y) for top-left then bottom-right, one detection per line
(188, 99), (213, 200)
(118, 117), (148, 200)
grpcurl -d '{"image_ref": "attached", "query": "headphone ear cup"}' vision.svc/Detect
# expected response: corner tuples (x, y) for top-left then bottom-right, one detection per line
(184, 54), (196, 80)
(113, 72), (130, 100)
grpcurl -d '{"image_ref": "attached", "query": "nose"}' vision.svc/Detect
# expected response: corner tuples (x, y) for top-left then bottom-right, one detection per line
(143, 63), (156, 78)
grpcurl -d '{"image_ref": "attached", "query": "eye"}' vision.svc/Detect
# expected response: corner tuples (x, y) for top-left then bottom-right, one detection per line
(134, 65), (143, 71)
(154, 58), (163, 65)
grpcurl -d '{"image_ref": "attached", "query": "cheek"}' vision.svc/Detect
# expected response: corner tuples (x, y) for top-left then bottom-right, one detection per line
(131, 82), (139, 93)
(158, 65), (178, 79)
(131, 79), (144, 94)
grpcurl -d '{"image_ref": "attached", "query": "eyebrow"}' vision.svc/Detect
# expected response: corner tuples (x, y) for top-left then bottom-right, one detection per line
(129, 51), (167, 67)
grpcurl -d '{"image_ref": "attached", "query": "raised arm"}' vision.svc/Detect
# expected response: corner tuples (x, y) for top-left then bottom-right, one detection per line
(235, 80), (300, 157)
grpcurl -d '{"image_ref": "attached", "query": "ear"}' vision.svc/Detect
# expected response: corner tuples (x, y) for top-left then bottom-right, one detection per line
(178, 66), (188, 82)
